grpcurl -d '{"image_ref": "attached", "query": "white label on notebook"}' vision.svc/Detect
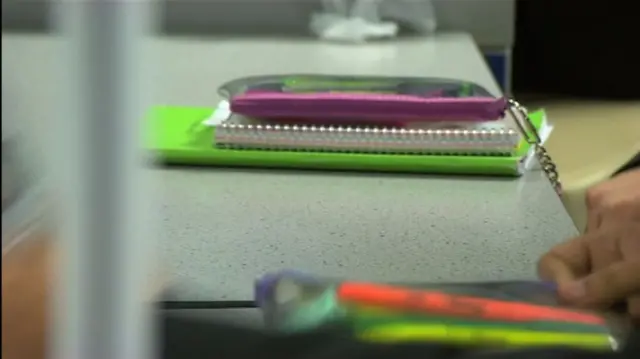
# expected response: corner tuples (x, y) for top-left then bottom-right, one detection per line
(202, 100), (231, 127)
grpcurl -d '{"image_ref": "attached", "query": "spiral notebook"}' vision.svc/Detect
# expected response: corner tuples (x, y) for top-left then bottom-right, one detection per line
(212, 101), (521, 156)
(146, 104), (553, 178)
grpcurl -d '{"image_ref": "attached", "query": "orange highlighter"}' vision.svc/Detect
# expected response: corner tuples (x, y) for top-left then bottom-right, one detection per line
(337, 282), (606, 326)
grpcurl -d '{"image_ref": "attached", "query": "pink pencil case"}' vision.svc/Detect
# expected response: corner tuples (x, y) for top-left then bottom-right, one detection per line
(219, 75), (507, 124)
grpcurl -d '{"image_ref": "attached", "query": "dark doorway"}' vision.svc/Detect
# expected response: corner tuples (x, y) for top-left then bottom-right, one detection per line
(513, 0), (640, 99)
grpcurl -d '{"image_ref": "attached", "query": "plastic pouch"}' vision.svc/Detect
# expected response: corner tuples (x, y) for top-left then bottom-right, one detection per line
(255, 270), (631, 352)
(219, 74), (507, 124)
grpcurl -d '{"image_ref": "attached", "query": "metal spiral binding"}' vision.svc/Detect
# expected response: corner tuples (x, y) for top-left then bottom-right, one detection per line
(215, 121), (521, 156)
(507, 99), (562, 195)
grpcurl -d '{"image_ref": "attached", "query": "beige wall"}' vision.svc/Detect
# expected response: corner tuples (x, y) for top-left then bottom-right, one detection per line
(542, 101), (640, 232)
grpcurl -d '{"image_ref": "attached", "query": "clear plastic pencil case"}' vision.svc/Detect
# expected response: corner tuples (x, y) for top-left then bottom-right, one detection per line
(214, 74), (562, 193)
(219, 75), (507, 123)
(255, 271), (631, 352)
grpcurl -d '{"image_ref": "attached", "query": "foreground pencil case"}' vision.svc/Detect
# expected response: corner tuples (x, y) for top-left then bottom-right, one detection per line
(219, 74), (507, 123)
(255, 271), (630, 352)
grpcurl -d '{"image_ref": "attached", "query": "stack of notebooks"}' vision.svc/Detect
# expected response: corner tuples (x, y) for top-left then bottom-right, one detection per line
(147, 75), (553, 177)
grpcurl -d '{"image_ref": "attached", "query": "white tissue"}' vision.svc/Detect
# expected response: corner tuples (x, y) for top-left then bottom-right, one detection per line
(311, 0), (437, 43)
(310, 13), (398, 43)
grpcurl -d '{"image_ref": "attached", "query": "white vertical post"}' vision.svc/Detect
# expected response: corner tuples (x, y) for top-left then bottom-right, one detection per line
(52, 1), (155, 358)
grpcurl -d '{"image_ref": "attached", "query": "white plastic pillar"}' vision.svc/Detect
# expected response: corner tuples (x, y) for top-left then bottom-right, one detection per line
(52, 1), (155, 358)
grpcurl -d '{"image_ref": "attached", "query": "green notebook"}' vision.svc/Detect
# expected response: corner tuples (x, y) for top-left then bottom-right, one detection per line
(146, 106), (548, 176)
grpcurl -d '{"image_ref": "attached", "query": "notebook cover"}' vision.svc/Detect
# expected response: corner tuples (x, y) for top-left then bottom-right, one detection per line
(146, 106), (545, 176)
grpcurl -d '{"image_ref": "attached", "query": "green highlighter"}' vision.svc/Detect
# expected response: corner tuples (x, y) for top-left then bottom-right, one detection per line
(145, 106), (549, 176)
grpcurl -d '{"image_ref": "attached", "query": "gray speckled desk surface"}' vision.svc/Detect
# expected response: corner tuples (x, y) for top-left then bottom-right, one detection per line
(2, 33), (578, 303)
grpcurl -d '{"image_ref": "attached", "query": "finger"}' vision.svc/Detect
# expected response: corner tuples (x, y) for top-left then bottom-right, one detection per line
(558, 260), (640, 307)
(604, 191), (640, 223)
(585, 191), (602, 234)
(622, 223), (640, 320)
(628, 294), (640, 320)
(584, 171), (640, 231)
(537, 238), (590, 284)
(587, 224), (623, 272)
(585, 209), (601, 233)
(621, 221), (640, 262)
(586, 172), (640, 223)
(585, 182), (606, 233)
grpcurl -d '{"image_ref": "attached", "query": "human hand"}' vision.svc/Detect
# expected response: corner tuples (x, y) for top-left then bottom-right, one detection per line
(537, 169), (640, 318)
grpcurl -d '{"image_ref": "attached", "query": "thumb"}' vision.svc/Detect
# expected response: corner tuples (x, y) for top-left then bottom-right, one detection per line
(558, 260), (640, 307)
